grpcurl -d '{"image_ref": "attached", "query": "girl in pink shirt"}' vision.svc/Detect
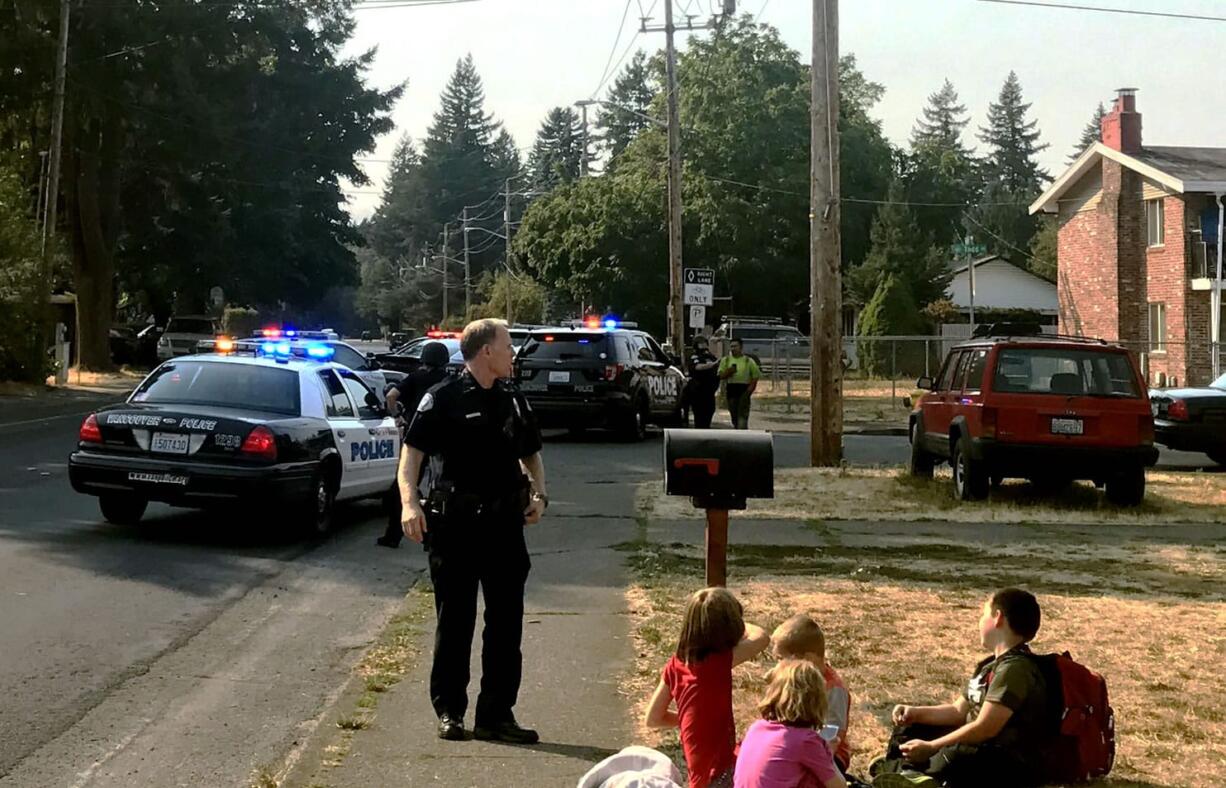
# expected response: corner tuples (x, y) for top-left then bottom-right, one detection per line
(734, 660), (847, 788)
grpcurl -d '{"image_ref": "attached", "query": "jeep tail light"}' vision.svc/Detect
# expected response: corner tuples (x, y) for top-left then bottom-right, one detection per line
(980, 405), (998, 439)
(79, 413), (102, 444)
(241, 426), (277, 461)
(1167, 399), (1189, 421)
(604, 363), (625, 382)
(1138, 414), (1155, 444)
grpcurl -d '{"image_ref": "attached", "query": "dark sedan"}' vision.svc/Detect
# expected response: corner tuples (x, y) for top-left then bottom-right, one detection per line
(375, 336), (464, 376)
(1150, 373), (1226, 466)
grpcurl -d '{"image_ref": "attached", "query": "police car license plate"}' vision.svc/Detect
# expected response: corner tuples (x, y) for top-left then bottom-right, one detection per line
(151, 432), (190, 454)
(548, 371), (570, 384)
(1051, 417), (1083, 435)
(128, 471), (188, 486)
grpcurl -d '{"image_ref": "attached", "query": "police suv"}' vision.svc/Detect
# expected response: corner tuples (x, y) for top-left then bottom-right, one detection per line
(68, 341), (400, 534)
(515, 320), (687, 440)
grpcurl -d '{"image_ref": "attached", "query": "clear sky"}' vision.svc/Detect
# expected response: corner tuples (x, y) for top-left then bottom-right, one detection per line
(341, 0), (1226, 219)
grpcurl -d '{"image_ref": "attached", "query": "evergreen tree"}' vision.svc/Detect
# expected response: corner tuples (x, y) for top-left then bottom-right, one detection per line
(857, 273), (922, 377)
(527, 107), (585, 192)
(848, 180), (952, 310)
(367, 136), (429, 264)
(905, 79), (978, 248)
(911, 79), (970, 154)
(490, 128), (523, 184)
(977, 71), (1049, 194)
(1070, 102), (1106, 162)
(1028, 215), (1058, 282)
(596, 51), (659, 167)
(420, 55), (505, 231)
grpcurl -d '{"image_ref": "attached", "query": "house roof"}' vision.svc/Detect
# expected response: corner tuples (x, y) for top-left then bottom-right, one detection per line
(1029, 142), (1226, 214)
(949, 253), (1008, 275)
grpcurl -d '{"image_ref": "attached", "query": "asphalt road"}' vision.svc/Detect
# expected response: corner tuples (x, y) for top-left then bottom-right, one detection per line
(0, 387), (1214, 784)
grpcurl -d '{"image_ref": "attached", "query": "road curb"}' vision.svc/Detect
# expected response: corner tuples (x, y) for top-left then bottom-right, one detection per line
(277, 574), (429, 788)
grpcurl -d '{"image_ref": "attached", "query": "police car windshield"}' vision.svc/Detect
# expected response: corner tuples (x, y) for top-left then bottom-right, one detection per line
(165, 318), (215, 335)
(132, 361), (301, 414)
(520, 333), (610, 361)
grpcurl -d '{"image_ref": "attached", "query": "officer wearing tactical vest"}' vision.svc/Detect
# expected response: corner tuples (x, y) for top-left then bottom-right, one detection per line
(398, 318), (548, 744)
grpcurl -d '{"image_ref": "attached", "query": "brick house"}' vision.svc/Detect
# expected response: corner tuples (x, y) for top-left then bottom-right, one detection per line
(1030, 89), (1226, 386)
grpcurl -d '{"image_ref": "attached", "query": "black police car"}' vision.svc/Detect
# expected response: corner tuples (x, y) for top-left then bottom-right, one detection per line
(68, 347), (400, 534)
(515, 323), (687, 440)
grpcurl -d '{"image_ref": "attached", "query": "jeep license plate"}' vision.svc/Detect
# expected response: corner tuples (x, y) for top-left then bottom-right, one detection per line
(1051, 417), (1084, 436)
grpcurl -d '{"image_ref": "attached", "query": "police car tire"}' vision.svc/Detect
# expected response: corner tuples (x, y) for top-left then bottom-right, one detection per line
(302, 473), (336, 535)
(622, 399), (649, 442)
(99, 494), (147, 526)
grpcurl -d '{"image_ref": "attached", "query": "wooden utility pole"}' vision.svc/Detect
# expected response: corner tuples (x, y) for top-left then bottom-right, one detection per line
(440, 223), (450, 323)
(662, 0), (685, 352)
(810, 0), (843, 467)
(462, 206), (472, 317)
(574, 100), (597, 178)
(504, 179), (514, 322)
(43, 0), (71, 256)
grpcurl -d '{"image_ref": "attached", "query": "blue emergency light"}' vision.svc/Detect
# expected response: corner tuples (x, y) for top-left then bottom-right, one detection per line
(306, 343), (335, 359)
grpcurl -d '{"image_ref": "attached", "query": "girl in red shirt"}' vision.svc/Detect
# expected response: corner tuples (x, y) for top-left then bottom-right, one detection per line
(644, 587), (770, 788)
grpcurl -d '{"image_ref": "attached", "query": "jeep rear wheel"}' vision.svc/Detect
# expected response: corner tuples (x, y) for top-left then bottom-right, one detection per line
(908, 422), (934, 478)
(99, 494), (148, 525)
(951, 435), (989, 501)
(1105, 466), (1145, 507)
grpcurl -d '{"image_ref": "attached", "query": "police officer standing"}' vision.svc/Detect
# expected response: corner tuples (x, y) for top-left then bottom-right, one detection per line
(685, 336), (720, 429)
(398, 319), (547, 744)
(377, 341), (451, 549)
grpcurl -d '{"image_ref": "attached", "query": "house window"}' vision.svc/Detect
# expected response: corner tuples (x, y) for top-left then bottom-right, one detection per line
(1146, 199), (1165, 247)
(1148, 302), (1166, 353)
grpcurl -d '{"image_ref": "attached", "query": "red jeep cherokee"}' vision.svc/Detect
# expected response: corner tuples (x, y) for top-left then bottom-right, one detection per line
(909, 337), (1158, 505)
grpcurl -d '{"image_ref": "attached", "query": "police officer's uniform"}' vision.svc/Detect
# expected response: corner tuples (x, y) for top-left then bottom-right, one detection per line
(404, 370), (542, 731)
(377, 349), (451, 548)
(686, 344), (720, 429)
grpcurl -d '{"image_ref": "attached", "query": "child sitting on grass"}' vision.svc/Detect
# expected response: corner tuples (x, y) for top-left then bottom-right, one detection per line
(734, 660), (847, 788)
(645, 587), (770, 788)
(871, 588), (1049, 788)
(771, 614), (853, 776)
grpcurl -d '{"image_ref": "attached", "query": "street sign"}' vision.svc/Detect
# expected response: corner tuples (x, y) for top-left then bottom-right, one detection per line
(689, 305), (706, 328)
(952, 243), (988, 256)
(683, 268), (714, 306)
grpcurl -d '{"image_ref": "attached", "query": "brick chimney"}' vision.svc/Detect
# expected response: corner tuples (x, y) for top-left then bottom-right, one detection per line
(1101, 88), (1142, 153)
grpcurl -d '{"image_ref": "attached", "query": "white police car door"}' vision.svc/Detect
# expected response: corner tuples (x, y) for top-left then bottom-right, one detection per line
(318, 368), (373, 499)
(337, 369), (399, 497)
(331, 343), (389, 403)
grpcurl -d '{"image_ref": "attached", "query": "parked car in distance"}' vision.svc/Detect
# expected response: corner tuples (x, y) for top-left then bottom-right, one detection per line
(157, 315), (219, 360)
(711, 315), (808, 370)
(909, 336), (1157, 505)
(1149, 373), (1226, 466)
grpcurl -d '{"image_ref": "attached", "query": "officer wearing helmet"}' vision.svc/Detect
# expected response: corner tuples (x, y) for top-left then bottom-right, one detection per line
(377, 341), (451, 549)
(398, 319), (547, 745)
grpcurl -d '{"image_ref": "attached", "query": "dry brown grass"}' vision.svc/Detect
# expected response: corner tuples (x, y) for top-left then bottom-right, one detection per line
(638, 466), (1226, 525)
(621, 536), (1226, 787)
(747, 378), (916, 430)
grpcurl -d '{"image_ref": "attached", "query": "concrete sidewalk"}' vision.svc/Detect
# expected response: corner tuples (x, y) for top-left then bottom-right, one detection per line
(291, 512), (644, 788)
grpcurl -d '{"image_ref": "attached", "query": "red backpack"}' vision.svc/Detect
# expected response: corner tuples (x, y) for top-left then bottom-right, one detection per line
(1031, 651), (1115, 782)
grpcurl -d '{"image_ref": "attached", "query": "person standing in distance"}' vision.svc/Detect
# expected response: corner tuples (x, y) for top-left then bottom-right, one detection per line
(377, 341), (451, 549)
(398, 319), (548, 744)
(718, 338), (761, 430)
(686, 336), (720, 429)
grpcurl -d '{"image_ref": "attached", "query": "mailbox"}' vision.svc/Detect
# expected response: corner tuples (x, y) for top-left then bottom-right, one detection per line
(664, 429), (774, 510)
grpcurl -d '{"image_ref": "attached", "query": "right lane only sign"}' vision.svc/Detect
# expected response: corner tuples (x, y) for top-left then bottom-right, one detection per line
(683, 268), (714, 306)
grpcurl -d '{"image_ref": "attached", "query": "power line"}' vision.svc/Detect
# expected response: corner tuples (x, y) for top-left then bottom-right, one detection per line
(977, 0), (1226, 22)
(592, 0), (636, 99)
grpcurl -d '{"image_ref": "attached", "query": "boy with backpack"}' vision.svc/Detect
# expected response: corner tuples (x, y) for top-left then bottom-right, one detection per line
(871, 588), (1050, 788)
